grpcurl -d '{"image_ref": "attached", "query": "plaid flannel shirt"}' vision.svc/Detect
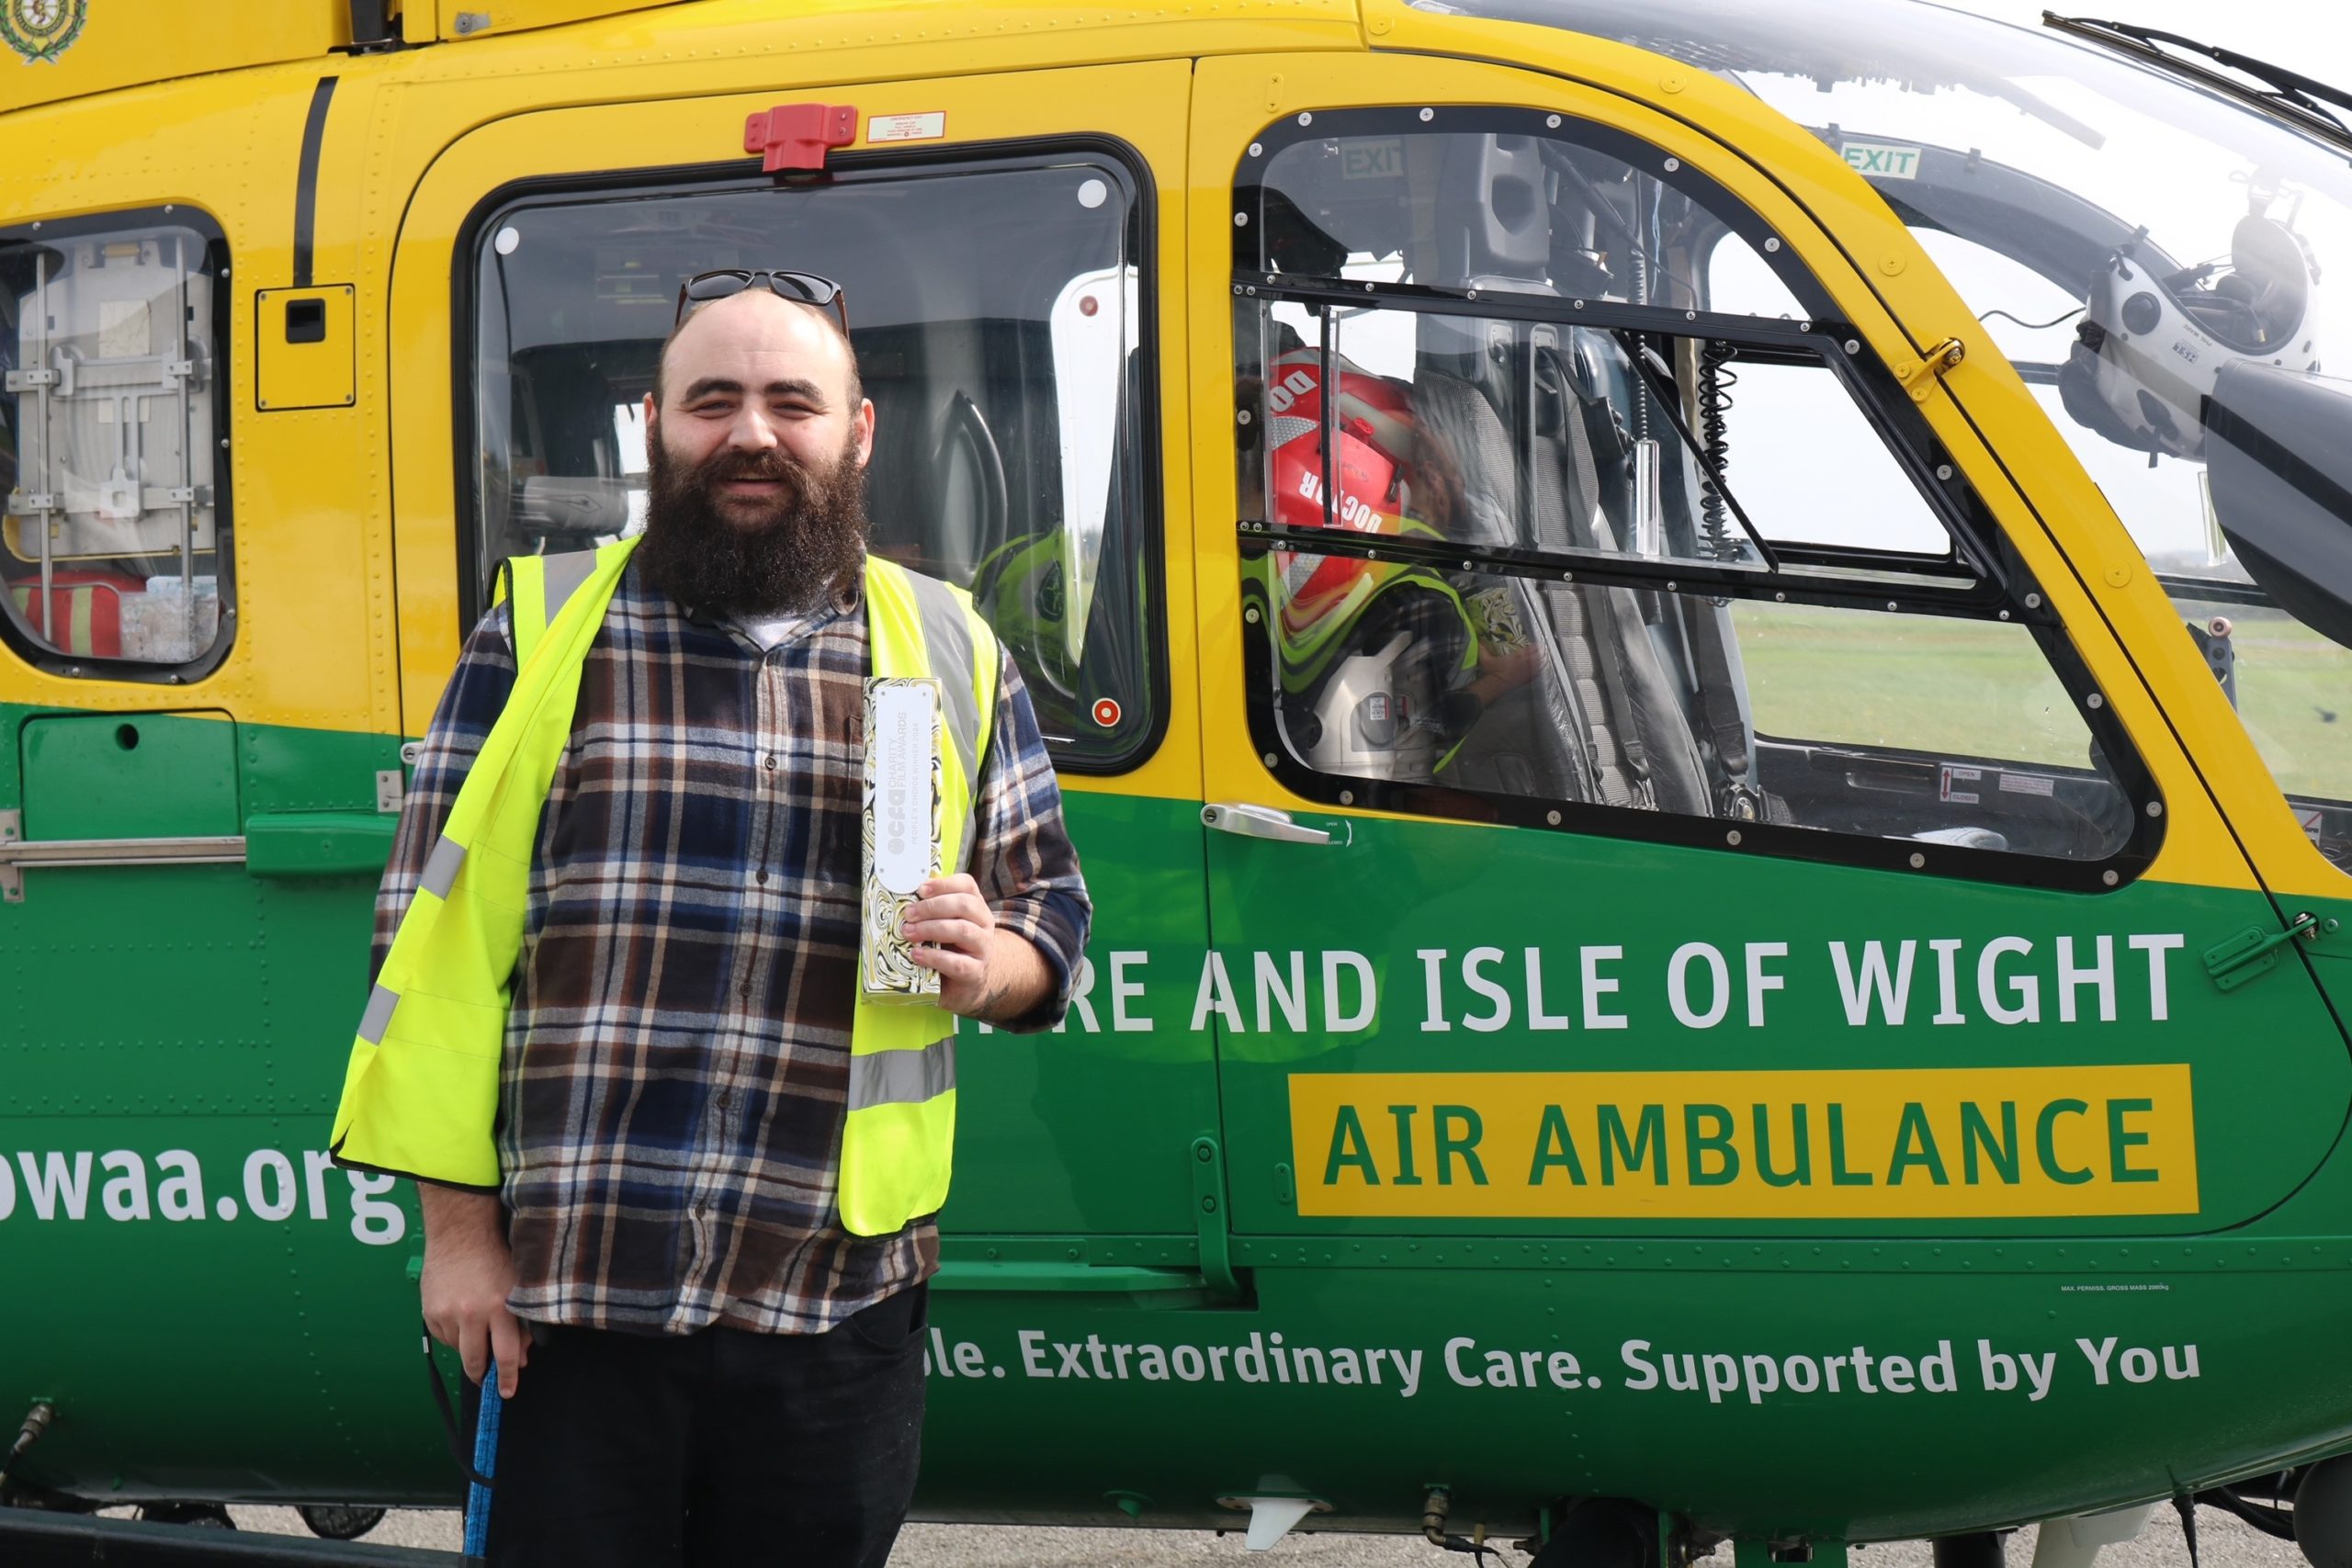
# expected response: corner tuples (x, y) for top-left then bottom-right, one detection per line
(373, 559), (1090, 1336)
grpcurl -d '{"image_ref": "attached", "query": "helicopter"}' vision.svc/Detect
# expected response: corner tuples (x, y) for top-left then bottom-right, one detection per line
(6, 1), (2352, 1564)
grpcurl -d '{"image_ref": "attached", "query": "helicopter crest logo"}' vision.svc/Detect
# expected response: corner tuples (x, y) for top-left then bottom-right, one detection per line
(2, 0), (86, 64)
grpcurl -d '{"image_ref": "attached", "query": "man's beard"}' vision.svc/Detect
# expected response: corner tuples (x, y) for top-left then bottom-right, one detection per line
(634, 431), (869, 617)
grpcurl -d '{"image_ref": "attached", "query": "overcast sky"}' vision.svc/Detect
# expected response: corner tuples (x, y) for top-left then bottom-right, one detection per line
(1949, 0), (2352, 80)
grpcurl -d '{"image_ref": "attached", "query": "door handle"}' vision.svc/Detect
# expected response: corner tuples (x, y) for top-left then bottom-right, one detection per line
(2203, 911), (2340, 991)
(1201, 803), (1345, 846)
(0, 809), (245, 903)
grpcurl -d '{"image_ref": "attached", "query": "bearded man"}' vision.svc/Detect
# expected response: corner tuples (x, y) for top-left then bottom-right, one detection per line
(347, 275), (1090, 1567)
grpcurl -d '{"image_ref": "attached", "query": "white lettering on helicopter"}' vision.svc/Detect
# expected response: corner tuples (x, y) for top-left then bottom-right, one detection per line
(1031, 932), (2188, 1040)
(1613, 1336), (2197, 1405)
(1824, 934), (2185, 1027)
(2075, 1336), (2201, 1386)
(926, 1328), (2200, 1404)
(1185, 949), (1387, 1035)
(1979, 1342), (2060, 1401)
(1004, 1329), (1425, 1398)
(1443, 1337), (1587, 1391)
(0, 1146), (405, 1246)
(1623, 1338), (1963, 1404)
(1399, 934), (2186, 1032)
(1039, 951), (1161, 1034)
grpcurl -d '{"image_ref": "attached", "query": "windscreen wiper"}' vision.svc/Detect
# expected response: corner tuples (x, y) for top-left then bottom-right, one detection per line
(2044, 13), (2352, 157)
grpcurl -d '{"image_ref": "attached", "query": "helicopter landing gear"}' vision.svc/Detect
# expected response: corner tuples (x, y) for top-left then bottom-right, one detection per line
(1528, 1499), (1662, 1568)
(2296, 1455), (2352, 1568)
(298, 1504), (388, 1540)
(2030, 1504), (2154, 1568)
(1933, 1531), (2007, 1568)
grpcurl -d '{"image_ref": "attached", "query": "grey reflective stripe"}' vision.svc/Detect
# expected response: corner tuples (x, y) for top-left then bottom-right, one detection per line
(358, 984), (400, 1044)
(847, 1038), (956, 1111)
(902, 572), (982, 784)
(419, 835), (467, 899)
(538, 548), (600, 631)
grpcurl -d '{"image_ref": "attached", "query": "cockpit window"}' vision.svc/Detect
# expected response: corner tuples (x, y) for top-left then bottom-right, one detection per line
(469, 153), (1159, 771)
(1233, 107), (2156, 890)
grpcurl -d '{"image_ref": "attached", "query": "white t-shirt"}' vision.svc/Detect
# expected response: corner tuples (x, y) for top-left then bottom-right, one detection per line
(731, 613), (806, 652)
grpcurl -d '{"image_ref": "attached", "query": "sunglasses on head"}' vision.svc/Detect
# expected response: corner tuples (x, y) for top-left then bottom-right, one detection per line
(673, 269), (850, 334)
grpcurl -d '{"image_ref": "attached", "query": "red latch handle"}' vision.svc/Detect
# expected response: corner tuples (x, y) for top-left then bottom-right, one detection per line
(743, 103), (859, 175)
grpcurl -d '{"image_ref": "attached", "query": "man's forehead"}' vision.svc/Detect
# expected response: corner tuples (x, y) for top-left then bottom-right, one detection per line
(663, 291), (848, 379)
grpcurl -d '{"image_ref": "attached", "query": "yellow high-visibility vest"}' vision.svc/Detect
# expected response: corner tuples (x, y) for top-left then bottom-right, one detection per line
(329, 536), (1001, 1235)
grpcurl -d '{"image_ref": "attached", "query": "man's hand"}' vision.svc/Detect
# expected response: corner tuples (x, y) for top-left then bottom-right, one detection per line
(419, 1186), (528, 1398)
(902, 873), (1053, 1024)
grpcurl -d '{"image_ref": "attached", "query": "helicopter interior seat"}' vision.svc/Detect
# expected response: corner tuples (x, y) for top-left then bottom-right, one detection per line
(1549, 324), (1768, 825)
(1524, 387), (1713, 818)
(1408, 355), (1713, 816)
(497, 342), (639, 550)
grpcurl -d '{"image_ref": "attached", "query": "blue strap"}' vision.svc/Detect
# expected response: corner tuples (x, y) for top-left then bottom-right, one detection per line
(462, 1364), (503, 1563)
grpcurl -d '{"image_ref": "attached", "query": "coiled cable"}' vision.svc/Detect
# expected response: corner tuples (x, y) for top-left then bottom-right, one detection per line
(1696, 338), (1741, 561)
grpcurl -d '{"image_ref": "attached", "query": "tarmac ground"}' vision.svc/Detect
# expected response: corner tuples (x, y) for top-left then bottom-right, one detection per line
(188, 1496), (2306, 1568)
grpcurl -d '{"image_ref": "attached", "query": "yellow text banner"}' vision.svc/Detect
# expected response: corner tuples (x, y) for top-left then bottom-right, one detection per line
(1288, 1066), (2198, 1219)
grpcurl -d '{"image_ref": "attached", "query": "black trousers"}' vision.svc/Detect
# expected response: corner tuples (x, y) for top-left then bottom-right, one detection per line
(468, 1286), (928, 1568)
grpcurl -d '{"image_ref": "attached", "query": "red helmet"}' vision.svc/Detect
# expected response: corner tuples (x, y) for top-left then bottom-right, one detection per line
(1263, 350), (1419, 632)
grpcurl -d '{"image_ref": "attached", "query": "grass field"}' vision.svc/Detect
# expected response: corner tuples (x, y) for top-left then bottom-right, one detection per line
(1732, 600), (2352, 802)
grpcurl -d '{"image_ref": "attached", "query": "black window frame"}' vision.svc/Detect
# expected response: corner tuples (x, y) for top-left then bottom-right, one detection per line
(451, 135), (1170, 777)
(0, 204), (236, 685)
(1232, 105), (2162, 893)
